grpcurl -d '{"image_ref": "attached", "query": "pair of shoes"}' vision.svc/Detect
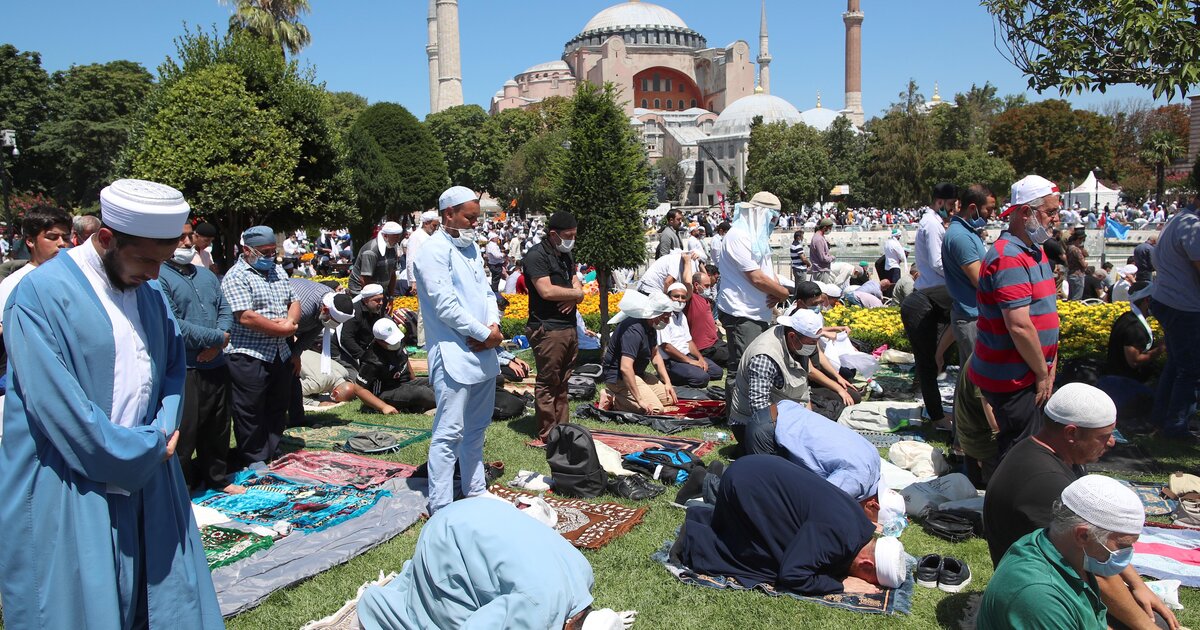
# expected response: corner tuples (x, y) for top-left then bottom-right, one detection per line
(608, 475), (663, 501)
(915, 554), (972, 592)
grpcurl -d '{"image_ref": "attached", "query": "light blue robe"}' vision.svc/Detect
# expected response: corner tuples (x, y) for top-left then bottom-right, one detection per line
(357, 497), (594, 629)
(0, 254), (223, 629)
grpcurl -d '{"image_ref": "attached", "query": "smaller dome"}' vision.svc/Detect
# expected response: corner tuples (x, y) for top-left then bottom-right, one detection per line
(799, 107), (843, 132)
(630, 116), (645, 126)
(503, 79), (518, 87)
(710, 94), (803, 137)
(520, 60), (571, 75)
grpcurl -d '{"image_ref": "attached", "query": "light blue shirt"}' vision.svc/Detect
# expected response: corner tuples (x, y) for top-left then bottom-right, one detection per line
(774, 400), (881, 501)
(413, 230), (501, 385)
(915, 209), (947, 290)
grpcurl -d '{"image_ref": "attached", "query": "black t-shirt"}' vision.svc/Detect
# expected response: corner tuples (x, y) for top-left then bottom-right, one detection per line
(602, 318), (654, 384)
(355, 344), (413, 394)
(1105, 311), (1151, 381)
(1082, 273), (1104, 300)
(982, 437), (1084, 567)
(523, 240), (576, 330)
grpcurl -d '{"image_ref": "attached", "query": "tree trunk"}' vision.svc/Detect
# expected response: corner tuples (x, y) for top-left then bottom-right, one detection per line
(598, 266), (611, 355)
(1157, 163), (1166, 205)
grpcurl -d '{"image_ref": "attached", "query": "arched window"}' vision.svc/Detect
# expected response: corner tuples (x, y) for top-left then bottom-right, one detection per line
(654, 99), (661, 108)
(666, 99), (673, 109)
(690, 99), (697, 108)
(679, 83), (685, 93)
(665, 79), (672, 92)
(641, 99), (648, 108)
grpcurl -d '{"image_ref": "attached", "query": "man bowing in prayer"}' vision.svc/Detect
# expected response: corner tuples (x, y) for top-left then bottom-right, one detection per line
(0, 179), (223, 628)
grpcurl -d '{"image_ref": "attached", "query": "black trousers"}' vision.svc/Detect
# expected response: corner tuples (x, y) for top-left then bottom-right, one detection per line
(700, 340), (729, 368)
(900, 290), (950, 422)
(379, 377), (437, 412)
(178, 365), (232, 491)
(228, 353), (292, 467)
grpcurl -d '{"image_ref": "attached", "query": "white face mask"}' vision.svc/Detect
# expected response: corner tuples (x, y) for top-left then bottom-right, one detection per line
(652, 318), (669, 330)
(172, 246), (196, 265)
(798, 343), (817, 356)
(384, 340), (404, 351)
(448, 227), (477, 248)
(556, 238), (575, 253)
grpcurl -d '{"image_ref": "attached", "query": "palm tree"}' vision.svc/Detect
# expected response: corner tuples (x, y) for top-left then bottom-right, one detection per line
(1140, 130), (1183, 204)
(223, 0), (312, 56)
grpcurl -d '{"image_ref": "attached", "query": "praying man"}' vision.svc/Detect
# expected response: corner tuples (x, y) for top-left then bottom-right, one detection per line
(0, 179), (222, 627)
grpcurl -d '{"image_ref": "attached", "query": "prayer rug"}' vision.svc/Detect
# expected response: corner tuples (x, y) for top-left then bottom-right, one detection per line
(300, 571), (398, 630)
(1118, 480), (1177, 517)
(282, 420), (431, 452)
(1088, 443), (1163, 476)
(489, 485), (646, 550)
(1132, 525), (1200, 587)
(201, 526), (274, 570)
(652, 541), (914, 615)
(269, 451), (418, 489)
(574, 402), (720, 434)
(527, 428), (716, 457)
(856, 430), (926, 449)
(195, 471), (389, 532)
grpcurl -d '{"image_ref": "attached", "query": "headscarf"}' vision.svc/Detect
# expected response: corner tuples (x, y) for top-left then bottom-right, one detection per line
(731, 202), (778, 261)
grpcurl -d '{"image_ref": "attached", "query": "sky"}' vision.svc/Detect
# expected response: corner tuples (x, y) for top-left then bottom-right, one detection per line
(1, 0), (1182, 120)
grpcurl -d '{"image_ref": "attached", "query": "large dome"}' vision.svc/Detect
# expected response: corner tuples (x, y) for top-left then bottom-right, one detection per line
(580, 2), (689, 34)
(799, 106), (845, 132)
(710, 93), (803, 137)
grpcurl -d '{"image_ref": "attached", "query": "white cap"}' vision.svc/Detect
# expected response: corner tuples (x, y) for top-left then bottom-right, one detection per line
(1061, 474), (1144, 535)
(1119, 264), (1138, 277)
(99, 179), (190, 239)
(1001, 174), (1059, 218)
(322, 292), (354, 323)
(380, 221), (403, 235)
(878, 488), (906, 524)
(438, 185), (478, 211)
(420, 209), (439, 223)
(874, 536), (907, 589)
(666, 282), (688, 295)
(818, 282), (842, 298)
(607, 290), (682, 324)
(371, 318), (405, 346)
(581, 609), (624, 630)
(749, 190), (782, 210)
(775, 309), (823, 338)
(1044, 382), (1116, 429)
(353, 283), (384, 303)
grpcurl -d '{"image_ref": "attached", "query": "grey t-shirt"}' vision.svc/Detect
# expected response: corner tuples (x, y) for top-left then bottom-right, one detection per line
(1151, 208), (1200, 312)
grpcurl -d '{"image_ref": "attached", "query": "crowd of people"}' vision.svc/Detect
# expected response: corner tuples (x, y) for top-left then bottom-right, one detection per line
(0, 167), (1197, 628)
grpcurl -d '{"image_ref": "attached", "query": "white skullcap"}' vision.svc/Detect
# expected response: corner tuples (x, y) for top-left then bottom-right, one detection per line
(1119, 264), (1138, 276)
(420, 209), (439, 223)
(371, 318), (404, 346)
(353, 283), (384, 303)
(878, 488), (906, 524)
(749, 190), (782, 210)
(322, 292), (354, 323)
(100, 179), (190, 239)
(819, 282), (842, 298)
(874, 536), (907, 589)
(438, 185), (478, 211)
(776, 309), (823, 338)
(608, 290), (682, 324)
(581, 609), (624, 630)
(666, 282), (688, 295)
(1061, 475), (1144, 535)
(1044, 382), (1116, 429)
(380, 221), (403, 235)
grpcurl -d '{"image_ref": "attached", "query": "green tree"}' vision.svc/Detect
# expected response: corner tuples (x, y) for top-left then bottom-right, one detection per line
(528, 96), (574, 133)
(325, 90), (368, 141)
(425, 104), (505, 195)
(746, 120), (831, 210)
(984, 0), (1200, 98)
(551, 82), (650, 345)
(492, 107), (542, 156)
(989, 99), (1114, 184)
(933, 83), (1002, 152)
(347, 102), (447, 245)
(0, 44), (52, 195)
(823, 115), (866, 205)
(653, 155), (686, 203)
(497, 129), (566, 218)
(1140, 130), (1184, 204)
(30, 61), (154, 208)
(223, 0), (312, 56)
(863, 81), (934, 208)
(922, 150), (1016, 202)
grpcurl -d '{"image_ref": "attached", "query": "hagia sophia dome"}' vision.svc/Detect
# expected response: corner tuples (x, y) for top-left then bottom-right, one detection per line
(710, 91), (804, 137)
(578, 1), (689, 34)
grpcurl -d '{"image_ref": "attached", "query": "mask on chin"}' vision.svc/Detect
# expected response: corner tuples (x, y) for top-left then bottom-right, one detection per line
(1027, 224), (1051, 244)
(172, 247), (196, 265)
(447, 228), (477, 248)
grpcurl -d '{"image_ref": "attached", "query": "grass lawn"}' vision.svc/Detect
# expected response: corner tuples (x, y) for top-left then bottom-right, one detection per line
(223, 384), (1200, 630)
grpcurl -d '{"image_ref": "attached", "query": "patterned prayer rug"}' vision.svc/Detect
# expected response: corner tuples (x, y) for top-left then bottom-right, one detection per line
(196, 472), (389, 532)
(527, 428), (716, 457)
(201, 526), (274, 569)
(856, 430), (926, 449)
(281, 420), (431, 452)
(1118, 480), (1177, 517)
(269, 451), (418, 489)
(653, 541), (914, 615)
(489, 486), (646, 550)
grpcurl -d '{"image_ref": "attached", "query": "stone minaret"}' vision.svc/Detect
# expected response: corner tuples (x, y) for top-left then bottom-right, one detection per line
(757, 1), (771, 95)
(426, 0), (439, 114)
(843, 0), (865, 126)
(434, 0), (463, 112)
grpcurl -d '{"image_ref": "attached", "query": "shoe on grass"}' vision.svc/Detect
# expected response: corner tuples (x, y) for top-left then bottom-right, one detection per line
(672, 468), (708, 507)
(938, 556), (972, 593)
(915, 554), (941, 589)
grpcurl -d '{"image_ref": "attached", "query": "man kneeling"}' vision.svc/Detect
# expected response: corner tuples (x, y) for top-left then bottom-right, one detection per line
(355, 319), (436, 412)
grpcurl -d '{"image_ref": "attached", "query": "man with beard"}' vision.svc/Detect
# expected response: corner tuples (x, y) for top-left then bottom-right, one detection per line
(339, 283), (387, 370)
(942, 184), (995, 364)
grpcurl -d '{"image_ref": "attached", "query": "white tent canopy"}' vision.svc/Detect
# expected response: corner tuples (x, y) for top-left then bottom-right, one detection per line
(1066, 171), (1121, 210)
(646, 203), (671, 218)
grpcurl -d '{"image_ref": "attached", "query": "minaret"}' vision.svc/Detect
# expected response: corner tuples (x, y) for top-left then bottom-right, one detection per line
(426, 0), (439, 114)
(843, 0), (865, 126)
(757, 0), (772, 95)
(434, 0), (463, 112)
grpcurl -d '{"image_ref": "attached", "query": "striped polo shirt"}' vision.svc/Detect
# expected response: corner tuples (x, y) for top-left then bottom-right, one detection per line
(968, 231), (1059, 393)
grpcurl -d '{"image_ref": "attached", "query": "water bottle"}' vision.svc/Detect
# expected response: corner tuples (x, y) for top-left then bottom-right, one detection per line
(881, 516), (908, 538)
(867, 378), (883, 394)
(702, 431), (729, 443)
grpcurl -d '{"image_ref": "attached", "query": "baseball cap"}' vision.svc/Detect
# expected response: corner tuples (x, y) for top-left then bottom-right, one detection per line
(999, 175), (1059, 219)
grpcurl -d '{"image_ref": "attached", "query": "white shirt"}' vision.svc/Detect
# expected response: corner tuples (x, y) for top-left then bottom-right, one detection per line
(883, 236), (906, 271)
(716, 226), (776, 322)
(656, 311), (692, 354)
(1111, 278), (1132, 303)
(507, 237), (523, 260)
(68, 238), (153, 429)
(405, 228), (431, 284)
(710, 234), (724, 267)
(191, 247), (214, 269)
(282, 238), (300, 256)
(686, 235), (708, 261)
(914, 210), (946, 289)
(0, 263), (36, 325)
(636, 252), (684, 295)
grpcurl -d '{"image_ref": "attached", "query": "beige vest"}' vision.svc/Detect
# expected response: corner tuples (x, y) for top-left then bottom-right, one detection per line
(729, 325), (810, 424)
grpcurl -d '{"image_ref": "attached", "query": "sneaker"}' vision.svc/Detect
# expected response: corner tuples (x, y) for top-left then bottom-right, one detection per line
(938, 556), (972, 593)
(915, 554), (941, 589)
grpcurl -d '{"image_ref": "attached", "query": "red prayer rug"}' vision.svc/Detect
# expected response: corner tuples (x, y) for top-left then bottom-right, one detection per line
(269, 451), (418, 489)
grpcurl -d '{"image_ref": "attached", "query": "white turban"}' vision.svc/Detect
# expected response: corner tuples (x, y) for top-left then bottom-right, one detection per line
(878, 488), (906, 525)
(100, 179), (190, 239)
(607, 290), (681, 324)
(1044, 383), (1116, 429)
(776, 309), (823, 338)
(420, 209), (439, 224)
(666, 282), (688, 295)
(1062, 475), (1144, 535)
(353, 283), (384, 303)
(321, 292), (354, 323)
(1119, 264), (1138, 277)
(874, 536), (907, 589)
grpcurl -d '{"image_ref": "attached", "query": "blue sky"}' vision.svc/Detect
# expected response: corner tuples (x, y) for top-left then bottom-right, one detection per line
(2, 0), (1179, 119)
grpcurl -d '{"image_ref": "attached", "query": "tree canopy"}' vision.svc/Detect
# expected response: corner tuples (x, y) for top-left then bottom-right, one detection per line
(989, 99), (1114, 184)
(223, 0), (312, 56)
(425, 104), (505, 195)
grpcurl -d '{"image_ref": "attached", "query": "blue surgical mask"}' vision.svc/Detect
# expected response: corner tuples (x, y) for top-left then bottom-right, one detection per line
(251, 253), (275, 272)
(1027, 225), (1050, 245)
(1084, 541), (1133, 577)
(968, 216), (987, 230)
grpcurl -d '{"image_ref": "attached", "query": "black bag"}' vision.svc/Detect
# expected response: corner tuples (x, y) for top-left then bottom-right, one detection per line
(922, 509), (977, 542)
(493, 388), (526, 420)
(342, 431), (401, 454)
(545, 423), (607, 498)
(566, 374), (597, 401)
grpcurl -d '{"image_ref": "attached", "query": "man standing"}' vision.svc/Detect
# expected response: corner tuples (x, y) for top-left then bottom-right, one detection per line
(191, 222), (219, 271)
(789, 229), (809, 287)
(71, 213), (101, 246)
(882, 228), (906, 284)
(1065, 228), (1089, 301)
(808, 218), (835, 283)
(717, 193), (792, 412)
(942, 185), (995, 363)
(1150, 193), (1200, 440)
(710, 221), (729, 268)
(969, 175), (1061, 458)
(415, 186), (503, 514)
(158, 221), (241, 493)
(523, 211), (583, 439)
(1133, 234), (1157, 283)
(656, 208), (685, 258)
(349, 220), (403, 298)
(915, 182), (956, 290)
(223, 225), (299, 466)
(484, 232), (507, 287)
(0, 179), (221, 627)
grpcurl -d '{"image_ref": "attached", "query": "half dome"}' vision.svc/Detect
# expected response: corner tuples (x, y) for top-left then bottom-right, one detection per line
(710, 94), (803, 137)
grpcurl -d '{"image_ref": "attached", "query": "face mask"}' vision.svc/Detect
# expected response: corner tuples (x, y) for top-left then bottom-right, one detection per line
(652, 319), (669, 330)
(1084, 541), (1133, 577)
(556, 237), (575, 253)
(448, 228), (477, 248)
(798, 343), (817, 356)
(1027, 225), (1050, 245)
(250, 253), (275, 272)
(807, 305), (822, 313)
(385, 340), (404, 351)
(968, 216), (987, 230)
(172, 247), (195, 265)
(701, 288), (716, 300)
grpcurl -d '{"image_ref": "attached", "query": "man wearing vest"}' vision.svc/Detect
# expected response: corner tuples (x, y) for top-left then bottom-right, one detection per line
(727, 309), (824, 456)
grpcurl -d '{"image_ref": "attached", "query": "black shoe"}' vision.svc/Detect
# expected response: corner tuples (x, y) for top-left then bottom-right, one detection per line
(707, 460), (726, 478)
(631, 475), (665, 499)
(915, 554), (941, 589)
(938, 556), (972, 593)
(672, 468), (708, 506)
(608, 476), (661, 501)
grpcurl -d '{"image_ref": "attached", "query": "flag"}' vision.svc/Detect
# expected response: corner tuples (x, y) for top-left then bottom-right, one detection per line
(1105, 219), (1130, 240)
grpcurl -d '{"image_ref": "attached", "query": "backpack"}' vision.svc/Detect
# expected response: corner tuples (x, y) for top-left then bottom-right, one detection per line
(621, 448), (702, 485)
(545, 423), (607, 498)
(566, 374), (597, 401)
(922, 508), (978, 542)
(342, 431), (401, 454)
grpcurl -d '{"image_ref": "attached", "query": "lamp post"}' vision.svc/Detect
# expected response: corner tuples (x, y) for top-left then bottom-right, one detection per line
(818, 176), (827, 214)
(1093, 166), (1105, 266)
(0, 130), (18, 253)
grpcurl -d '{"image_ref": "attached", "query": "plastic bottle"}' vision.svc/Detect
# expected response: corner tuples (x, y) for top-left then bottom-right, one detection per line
(702, 431), (729, 443)
(881, 516), (908, 538)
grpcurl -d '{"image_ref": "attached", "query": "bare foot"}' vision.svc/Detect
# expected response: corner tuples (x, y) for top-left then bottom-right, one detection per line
(221, 484), (247, 495)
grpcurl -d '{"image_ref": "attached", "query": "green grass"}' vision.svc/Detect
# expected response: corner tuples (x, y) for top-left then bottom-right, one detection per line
(223, 393), (1200, 630)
